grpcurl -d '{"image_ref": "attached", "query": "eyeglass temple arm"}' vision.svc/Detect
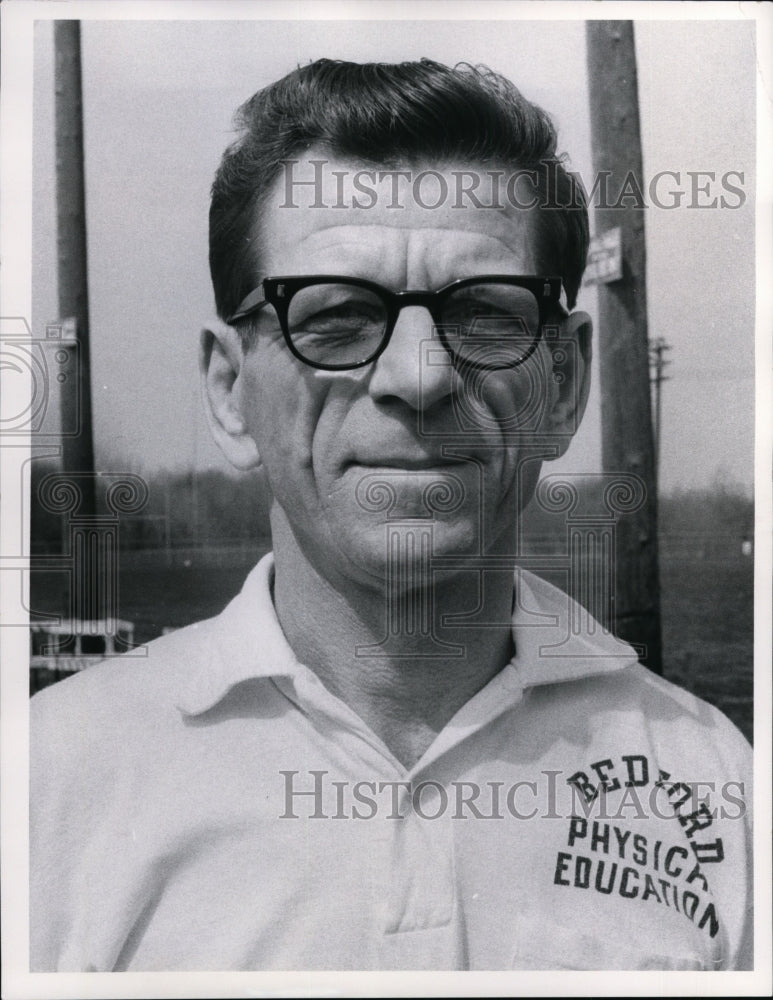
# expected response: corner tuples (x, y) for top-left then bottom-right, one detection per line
(227, 288), (268, 325)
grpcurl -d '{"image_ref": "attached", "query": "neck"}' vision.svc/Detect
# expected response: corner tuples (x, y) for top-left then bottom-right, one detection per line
(270, 513), (516, 769)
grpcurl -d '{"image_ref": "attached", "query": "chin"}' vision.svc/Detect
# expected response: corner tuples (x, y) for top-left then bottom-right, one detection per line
(339, 516), (481, 588)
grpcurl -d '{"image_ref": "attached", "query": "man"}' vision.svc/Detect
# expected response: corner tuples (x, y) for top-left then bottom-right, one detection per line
(31, 58), (752, 971)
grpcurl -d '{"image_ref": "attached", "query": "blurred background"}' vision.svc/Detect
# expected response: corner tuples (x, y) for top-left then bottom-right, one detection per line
(27, 17), (755, 739)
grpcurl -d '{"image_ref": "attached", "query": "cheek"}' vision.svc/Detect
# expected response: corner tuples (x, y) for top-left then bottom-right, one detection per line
(237, 348), (319, 483)
(474, 366), (552, 449)
(479, 364), (554, 496)
(463, 351), (549, 420)
(236, 349), (360, 521)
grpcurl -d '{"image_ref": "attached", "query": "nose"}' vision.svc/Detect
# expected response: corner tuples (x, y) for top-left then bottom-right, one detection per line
(367, 305), (458, 411)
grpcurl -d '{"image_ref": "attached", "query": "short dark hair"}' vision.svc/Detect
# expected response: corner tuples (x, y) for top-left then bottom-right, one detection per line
(209, 58), (589, 323)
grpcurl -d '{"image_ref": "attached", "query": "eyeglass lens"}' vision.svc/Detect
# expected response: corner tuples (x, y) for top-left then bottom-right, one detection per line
(286, 283), (385, 367)
(284, 282), (540, 368)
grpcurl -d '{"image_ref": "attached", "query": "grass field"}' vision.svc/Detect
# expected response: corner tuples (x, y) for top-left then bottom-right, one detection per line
(28, 548), (754, 744)
(658, 557), (753, 742)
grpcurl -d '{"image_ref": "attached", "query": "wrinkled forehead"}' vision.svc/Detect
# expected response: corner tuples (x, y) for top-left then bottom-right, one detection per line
(252, 152), (545, 277)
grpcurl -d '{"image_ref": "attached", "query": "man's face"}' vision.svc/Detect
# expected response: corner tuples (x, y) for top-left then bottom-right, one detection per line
(225, 153), (576, 589)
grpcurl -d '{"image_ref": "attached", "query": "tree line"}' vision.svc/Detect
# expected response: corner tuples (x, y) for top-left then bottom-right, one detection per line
(30, 459), (752, 555)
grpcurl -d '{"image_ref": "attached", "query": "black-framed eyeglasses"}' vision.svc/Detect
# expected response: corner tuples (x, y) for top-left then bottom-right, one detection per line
(226, 274), (563, 372)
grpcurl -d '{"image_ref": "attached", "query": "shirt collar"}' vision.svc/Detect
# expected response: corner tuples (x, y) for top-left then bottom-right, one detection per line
(508, 567), (639, 688)
(176, 552), (637, 717)
(175, 553), (295, 715)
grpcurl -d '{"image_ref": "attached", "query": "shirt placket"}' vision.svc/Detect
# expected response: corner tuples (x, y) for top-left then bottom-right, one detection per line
(375, 778), (462, 970)
(271, 659), (533, 970)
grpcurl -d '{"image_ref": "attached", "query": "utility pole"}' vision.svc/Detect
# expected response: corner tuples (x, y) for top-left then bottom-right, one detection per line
(649, 338), (671, 488)
(586, 22), (662, 673)
(55, 20), (97, 618)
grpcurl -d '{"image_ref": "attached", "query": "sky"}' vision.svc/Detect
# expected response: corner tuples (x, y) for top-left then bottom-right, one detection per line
(31, 15), (757, 494)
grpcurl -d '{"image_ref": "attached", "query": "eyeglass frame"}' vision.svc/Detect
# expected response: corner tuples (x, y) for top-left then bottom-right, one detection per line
(226, 274), (564, 372)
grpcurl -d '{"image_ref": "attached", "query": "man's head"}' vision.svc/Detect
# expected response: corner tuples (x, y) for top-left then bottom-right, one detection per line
(201, 59), (592, 590)
(209, 58), (589, 326)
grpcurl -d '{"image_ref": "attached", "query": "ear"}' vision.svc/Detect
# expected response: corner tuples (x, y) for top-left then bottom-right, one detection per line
(545, 310), (593, 459)
(199, 318), (261, 470)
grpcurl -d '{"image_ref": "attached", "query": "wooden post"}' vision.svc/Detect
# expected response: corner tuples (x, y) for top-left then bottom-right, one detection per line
(55, 20), (98, 619)
(55, 21), (95, 510)
(585, 21), (662, 673)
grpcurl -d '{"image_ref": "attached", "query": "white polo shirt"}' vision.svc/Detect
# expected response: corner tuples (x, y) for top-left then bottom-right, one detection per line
(30, 554), (753, 971)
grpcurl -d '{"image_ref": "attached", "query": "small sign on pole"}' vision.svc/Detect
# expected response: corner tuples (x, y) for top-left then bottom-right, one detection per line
(584, 226), (623, 285)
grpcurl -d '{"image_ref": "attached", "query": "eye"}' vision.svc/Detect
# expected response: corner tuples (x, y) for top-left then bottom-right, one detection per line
(441, 283), (540, 338)
(443, 295), (499, 323)
(293, 301), (382, 335)
(287, 285), (385, 336)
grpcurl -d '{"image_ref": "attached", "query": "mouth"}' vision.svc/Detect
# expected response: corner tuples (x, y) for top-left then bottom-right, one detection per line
(346, 456), (468, 472)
